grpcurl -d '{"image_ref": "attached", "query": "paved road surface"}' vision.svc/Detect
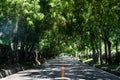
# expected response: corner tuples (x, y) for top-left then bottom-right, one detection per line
(1, 56), (120, 80)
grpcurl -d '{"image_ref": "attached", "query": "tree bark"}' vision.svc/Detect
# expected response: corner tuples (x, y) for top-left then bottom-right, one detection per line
(13, 16), (19, 63)
(107, 40), (112, 65)
(35, 49), (40, 65)
(115, 39), (120, 64)
(104, 40), (108, 64)
(115, 39), (119, 53)
(99, 40), (103, 64)
(20, 42), (25, 63)
(92, 46), (96, 63)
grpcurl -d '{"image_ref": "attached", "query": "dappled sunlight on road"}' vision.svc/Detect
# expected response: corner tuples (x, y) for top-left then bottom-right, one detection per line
(1, 56), (120, 80)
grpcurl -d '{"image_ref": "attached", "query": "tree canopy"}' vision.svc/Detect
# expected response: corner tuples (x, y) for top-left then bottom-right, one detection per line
(0, 0), (120, 66)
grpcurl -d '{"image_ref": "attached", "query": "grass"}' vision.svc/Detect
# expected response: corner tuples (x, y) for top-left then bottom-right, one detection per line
(80, 57), (120, 76)
(83, 58), (93, 63)
(80, 58), (93, 65)
(95, 64), (120, 70)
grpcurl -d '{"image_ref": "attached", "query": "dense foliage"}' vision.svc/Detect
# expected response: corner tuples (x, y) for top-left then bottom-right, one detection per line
(0, 0), (120, 67)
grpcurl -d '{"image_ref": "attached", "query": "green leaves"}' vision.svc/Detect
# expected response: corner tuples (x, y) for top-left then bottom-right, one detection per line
(37, 13), (44, 20)
(1, 0), (120, 56)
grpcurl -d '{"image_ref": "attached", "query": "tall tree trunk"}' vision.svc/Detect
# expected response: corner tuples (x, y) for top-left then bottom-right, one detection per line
(96, 44), (100, 62)
(85, 49), (89, 59)
(35, 49), (40, 65)
(28, 43), (35, 61)
(96, 45), (99, 63)
(104, 40), (108, 64)
(92, 46), (96, 63)
(20, 42), (25, 63)
(115, 39), (119, 53)
(99, 40), (103, 65)
(13, 34), (18, 62)
(13, 16), (19, 63)
(115, 39), (119, 64)
(107, 40), (112, 65)
(90, 33), (96, 64)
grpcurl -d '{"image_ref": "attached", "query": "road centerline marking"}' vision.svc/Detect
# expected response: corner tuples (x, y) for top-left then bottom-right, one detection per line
(61, 60), (64, 80)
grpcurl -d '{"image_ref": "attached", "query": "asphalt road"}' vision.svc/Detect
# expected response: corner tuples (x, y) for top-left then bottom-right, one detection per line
(1, 56), (120, 80)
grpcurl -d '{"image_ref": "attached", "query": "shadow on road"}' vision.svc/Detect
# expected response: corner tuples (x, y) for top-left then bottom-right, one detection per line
(19, 60), (120, 80)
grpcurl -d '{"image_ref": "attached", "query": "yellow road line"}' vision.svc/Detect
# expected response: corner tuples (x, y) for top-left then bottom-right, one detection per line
(61, 60), (64, 80)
